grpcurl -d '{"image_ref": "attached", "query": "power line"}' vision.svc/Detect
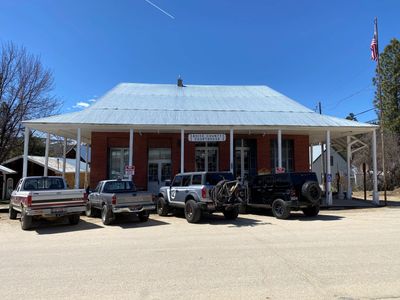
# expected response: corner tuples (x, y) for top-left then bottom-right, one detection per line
(325, 84), (373, 110)
(354, 107), (375, 116)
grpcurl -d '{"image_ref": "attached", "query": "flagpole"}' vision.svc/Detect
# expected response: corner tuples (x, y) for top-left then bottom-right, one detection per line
(374, 17), (387, 205)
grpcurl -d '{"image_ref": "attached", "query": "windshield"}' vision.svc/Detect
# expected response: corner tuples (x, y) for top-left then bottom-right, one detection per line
(103, 181), (136, 193)
(205, 172), (234, 185)
(23, 178), (65, 191)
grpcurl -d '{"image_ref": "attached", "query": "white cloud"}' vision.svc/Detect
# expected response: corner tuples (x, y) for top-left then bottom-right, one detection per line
(73, 101), (90, 109)
(88, 99), (96, 102)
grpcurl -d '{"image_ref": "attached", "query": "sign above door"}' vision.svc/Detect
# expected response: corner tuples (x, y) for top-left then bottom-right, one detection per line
(188, 134), (226, 142)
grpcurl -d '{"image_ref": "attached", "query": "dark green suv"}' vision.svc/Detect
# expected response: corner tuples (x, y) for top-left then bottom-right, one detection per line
(244, 172), (322, 219)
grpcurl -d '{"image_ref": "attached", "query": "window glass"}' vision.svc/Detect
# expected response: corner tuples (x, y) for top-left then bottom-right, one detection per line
(94, 183), (102, 193)
(182, 175), (191, 187)
(23, 177), (64, 190)
(109, 148), (129, 179)
(192, 174), (202, 185)
(171, 175), (183, 187)
(103, 181), (135, 193)
(195, 143), (218, 172)
(270, 139), (294, 172)
(149, 148), (171, 160)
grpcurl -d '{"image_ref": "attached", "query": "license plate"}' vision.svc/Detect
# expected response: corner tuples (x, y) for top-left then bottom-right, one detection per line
(51, 208), (65, 214)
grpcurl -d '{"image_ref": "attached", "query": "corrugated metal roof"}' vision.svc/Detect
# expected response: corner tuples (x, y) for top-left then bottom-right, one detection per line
(24, 83), (375, 129)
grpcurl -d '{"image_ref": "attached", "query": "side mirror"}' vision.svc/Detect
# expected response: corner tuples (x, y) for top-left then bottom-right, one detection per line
(164, 179), (171, 187)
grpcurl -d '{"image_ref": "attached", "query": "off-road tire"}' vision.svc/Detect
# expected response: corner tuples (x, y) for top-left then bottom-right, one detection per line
(101, 204), (114, 225)
(9, 205), (18, 220)
(223, 207), (239, 220)
(21, 209), (32, 230)
(301, 181), (322, 204)
(184, 200), (202, 223)
(302, 205), (320, 217)
(272, 198), (291, 219)
(157, 197), (169, 216)
(68, 214), (80, 225)
(138, 211), (149, 222)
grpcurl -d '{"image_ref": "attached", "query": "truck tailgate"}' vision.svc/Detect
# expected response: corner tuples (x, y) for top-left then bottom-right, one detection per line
(116, 192), (153, 205)
(30, 189), (86, 208)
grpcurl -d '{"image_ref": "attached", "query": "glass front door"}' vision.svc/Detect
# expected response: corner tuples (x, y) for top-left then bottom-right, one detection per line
(148, 148), (172, 195)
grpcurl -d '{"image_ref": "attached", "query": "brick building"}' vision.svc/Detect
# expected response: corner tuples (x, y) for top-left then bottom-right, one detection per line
(21, 80), (379, 205)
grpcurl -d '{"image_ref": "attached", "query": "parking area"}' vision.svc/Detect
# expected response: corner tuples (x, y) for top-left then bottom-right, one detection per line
(1, 207), (400, 300)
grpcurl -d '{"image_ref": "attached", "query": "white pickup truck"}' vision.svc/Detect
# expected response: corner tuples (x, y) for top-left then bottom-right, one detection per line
(9, 176), (87, 230)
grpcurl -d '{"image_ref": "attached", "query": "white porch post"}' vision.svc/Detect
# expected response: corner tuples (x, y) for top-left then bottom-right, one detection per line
(180, 129), (184, 173)
(85, 143), (89, 188)
(44, 132), (50, 176)
(230, 128), (234, 173)
(326, 130), (332, 206)
(62, 137), (67, 179)
(23, 127), (30, 177)
(277, 129), (282, 169)
(129, 128), (134, 181)
(74, 128), (81, 189)
(309, 145), (313, 171)
(372, 129), (379, 204)
(346, 136), (352, 200)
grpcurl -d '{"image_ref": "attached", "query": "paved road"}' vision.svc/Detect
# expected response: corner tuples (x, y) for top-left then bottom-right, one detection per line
(1, 207), (400, 300)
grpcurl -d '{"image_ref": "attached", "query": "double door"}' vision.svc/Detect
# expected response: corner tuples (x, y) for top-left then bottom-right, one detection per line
(148, 160), (171, 195)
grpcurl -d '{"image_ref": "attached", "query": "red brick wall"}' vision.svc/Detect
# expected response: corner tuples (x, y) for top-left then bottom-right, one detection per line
(90, 132), (310, 190)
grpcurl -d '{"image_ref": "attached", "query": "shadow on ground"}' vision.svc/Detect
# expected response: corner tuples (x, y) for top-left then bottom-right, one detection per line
(34, 218), (103, 235)
(110, 214), (171, 229)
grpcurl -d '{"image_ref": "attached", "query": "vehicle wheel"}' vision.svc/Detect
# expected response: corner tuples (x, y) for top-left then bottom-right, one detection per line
(157, 197), (169, 216)
(302, 181), (322, 204)
(9, 205), (18, 220)
(223, 207), (239, 220)
(272, 198), (291, 219)
(138, 211), (149, 222)
(68, 214), (80, 225)
(184, 200), (202, 223)
(21, 209), (32, 230)
(101, 204), (114, 225)
(85, 202), (95, 217)
(302, 205), (320, 217)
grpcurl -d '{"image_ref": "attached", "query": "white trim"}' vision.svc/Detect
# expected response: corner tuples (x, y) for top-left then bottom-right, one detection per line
(230, 128), (234, 173)
(326, 130), (332, 206)
(75, 128), (81, 189)
(277, 129), (282, 168)
(62, 137), (67, 178)
(180, 129), (184, 173)
(129, 128), (134, 181)
(346, 136), (352, 200)
(23, 127), (30, 178)
(44, 132), (50, 176)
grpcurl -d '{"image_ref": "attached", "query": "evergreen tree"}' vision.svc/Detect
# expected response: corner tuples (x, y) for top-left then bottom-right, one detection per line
(373, 38), (400, 134)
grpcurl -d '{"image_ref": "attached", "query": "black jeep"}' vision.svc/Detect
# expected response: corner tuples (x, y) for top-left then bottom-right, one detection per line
(244, 172), (322, 219)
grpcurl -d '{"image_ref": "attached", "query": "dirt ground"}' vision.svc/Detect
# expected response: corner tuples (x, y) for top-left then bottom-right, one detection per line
(352, 188), (400, 203)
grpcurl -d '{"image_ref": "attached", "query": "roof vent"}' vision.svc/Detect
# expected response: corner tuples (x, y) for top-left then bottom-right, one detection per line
(177, 76), (184, 87)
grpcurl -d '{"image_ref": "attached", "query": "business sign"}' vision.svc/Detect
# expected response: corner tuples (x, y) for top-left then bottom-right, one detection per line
(188, 134), (226, 142)
(275, 167), (286, 174)
(125, 165), (135, 176)
(326, 173), (332, 183)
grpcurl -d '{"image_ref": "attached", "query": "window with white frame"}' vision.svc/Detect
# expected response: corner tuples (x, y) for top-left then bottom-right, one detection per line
(270, 139), (294, 172)
(195, 142), (218, 172)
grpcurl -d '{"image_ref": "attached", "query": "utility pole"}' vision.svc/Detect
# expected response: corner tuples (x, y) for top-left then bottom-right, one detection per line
(374, 17), (387, 205)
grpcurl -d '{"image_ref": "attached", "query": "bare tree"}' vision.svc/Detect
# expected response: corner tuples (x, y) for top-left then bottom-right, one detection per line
(0, 42), (59, 163)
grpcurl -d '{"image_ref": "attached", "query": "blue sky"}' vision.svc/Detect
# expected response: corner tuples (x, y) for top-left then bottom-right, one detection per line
(1, 0), (399, 123)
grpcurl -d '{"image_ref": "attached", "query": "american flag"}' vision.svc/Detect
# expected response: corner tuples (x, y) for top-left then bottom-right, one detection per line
(370, 33), (378, 61)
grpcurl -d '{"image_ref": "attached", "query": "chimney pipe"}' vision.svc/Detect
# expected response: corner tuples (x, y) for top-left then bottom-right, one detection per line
(177, 76), (184, 87)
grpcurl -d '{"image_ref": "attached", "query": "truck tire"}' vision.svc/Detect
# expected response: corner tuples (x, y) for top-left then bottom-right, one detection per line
(272, 198), (291, 219)
(21, 210), (32, 230)
(85, 202), (95, 217)
(301, 181), (322, 204)
(184, 200), (202, 223)
(157, 197), (169, 216)
(223, 207), (239, 220)
(68, 214), (80, 225)
(302, 205), (320, 217)
(101, 204), (114, 225)
(138, 211), (149, 222)
(9, 205), (18, 220)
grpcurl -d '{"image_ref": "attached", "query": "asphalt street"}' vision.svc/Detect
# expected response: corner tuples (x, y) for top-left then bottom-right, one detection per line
(1, 207), (400, 300)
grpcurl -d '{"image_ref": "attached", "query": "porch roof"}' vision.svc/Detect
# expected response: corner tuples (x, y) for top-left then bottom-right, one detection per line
(22, 83), (377, 143)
